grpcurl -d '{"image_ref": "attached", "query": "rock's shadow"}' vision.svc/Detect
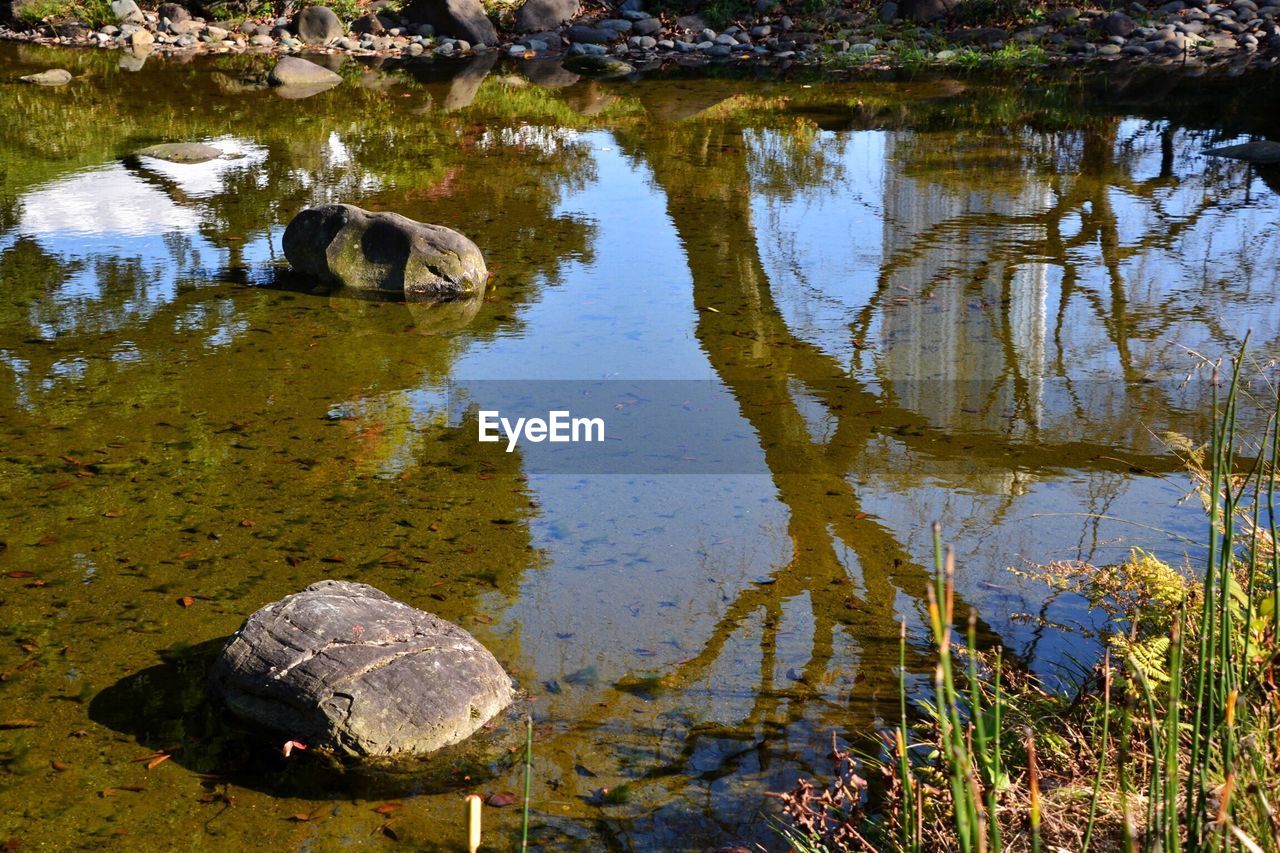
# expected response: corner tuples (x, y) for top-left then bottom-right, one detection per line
(89, 638), (525, 800)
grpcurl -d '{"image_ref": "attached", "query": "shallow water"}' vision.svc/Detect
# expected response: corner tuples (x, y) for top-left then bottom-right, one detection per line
(2, 42), (1280, 850)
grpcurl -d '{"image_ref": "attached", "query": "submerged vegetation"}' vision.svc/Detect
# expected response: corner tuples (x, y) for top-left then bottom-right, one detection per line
(776, 350), (1280, 851)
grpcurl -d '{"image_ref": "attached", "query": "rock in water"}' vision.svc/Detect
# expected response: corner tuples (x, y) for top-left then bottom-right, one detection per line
(20, 68), (72, 85)
(209, 581), (515, 757)
(563, 53), (634, 76)
(1205, 140), (1280, 165)
(268, 56), (343, 88)
(405, 0), (498, 45)
(293, 5), (344, 44)
(514, 0), (578, 32)
(135, 142), (224, 163)
(282, 204), (487, 298)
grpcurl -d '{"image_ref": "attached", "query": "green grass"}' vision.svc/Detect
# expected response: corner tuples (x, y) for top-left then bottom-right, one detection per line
(18, 0), (113, 27)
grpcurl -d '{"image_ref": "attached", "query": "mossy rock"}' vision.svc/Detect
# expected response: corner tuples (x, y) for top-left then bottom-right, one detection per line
(562, 54), (634, 78)
(282, 204), (488, 299)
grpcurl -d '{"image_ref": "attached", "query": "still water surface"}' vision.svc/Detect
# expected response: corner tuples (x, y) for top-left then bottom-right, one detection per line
(2, 42), (1280, 849)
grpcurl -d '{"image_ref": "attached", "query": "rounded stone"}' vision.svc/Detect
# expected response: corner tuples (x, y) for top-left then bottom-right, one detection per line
(293, 5), (344, 45)
(157, 2), (189, 23)
(209, 580), (515, 758)
(135, 142), (224, 162)
(282, 203), (487, 298)
(268, 55), (343, 88)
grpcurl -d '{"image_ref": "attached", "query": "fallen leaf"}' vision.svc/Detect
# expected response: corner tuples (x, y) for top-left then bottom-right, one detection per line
(4, 571), (35, 579)
(146, 754), (171, 770)
(102, 508), (125, 518)
(0, 720), (39, 729)
(178, 596), (195, 609)
(175, 551), (195, 559)
(239, 519), (255, 528)
(285, 555), (306, 567)
(50, 760), (68, 771)
(372, 803), (402, 815)
(487, 792), (518, 807)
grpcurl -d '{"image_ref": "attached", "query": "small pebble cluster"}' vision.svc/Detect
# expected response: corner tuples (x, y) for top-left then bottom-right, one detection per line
(3, 0), (1279, 73)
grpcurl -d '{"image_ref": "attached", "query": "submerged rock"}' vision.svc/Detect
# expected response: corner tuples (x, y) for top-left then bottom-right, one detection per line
(19, 68), (72, 85)
(209, 580), (515, 758)
(563, 53), (634, 76)
(268, 56), (343, 90)
(1205, 140), (1280, 164)
(135, 142), (224, 163)
(282, 203), (487, 298)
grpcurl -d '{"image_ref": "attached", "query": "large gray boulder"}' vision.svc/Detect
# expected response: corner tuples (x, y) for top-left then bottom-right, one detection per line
(282, 204), (487, 298)
(514, 0), (578, 32)
(293, 5), (344, 44)
(209, 581), (515, 757)
(1205, 140), (1280, 164)
(405, 0), (498, 45)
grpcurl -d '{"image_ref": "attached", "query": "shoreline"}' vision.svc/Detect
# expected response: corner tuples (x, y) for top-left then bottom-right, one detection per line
(4, 0), (1279, 78)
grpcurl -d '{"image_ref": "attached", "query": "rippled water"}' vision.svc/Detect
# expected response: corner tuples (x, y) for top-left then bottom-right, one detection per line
(2, 42), (1280, 849)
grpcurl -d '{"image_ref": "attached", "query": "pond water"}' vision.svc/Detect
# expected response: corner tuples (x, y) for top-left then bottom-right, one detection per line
(2, 42), (1280, 850)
